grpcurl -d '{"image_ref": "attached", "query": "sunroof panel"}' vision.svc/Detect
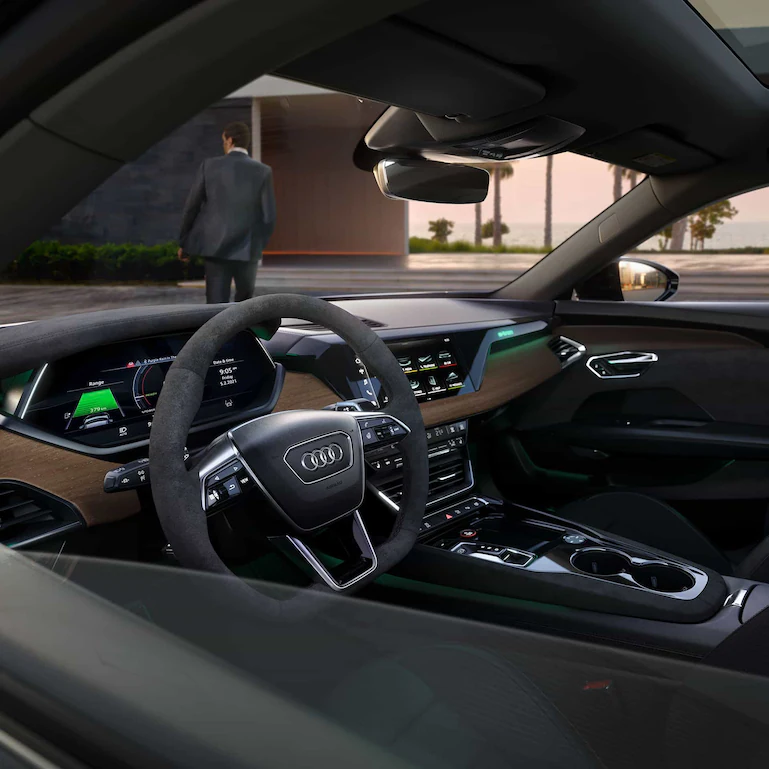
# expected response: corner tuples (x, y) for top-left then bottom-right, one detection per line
(690, 0), (769, 85)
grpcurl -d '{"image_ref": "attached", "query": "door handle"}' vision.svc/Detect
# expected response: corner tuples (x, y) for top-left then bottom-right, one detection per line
(587, 351), (658, 379)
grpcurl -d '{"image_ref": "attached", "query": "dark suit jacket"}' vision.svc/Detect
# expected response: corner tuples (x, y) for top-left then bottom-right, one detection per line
(179, 151), (276, 262)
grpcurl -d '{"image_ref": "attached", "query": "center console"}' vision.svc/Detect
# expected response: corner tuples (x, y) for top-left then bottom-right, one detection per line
(366, 419), (472, 511)
(366, 420), (769, 660)
(422, 507), (708, 601)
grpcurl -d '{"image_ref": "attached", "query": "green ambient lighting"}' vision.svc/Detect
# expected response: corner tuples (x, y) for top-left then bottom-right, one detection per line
(496, 328), (516, 339)
(73, 388), (119, 418)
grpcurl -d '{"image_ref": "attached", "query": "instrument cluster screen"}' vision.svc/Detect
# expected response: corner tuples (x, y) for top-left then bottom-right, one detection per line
(20, 331), (274, 447)
(390, 337), (469, 402)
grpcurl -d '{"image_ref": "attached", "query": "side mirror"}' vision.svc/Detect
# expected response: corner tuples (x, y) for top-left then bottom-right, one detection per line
(575, 258), (679, 302)
(619, 259), (679, 302)
(373, 159), (489, 204)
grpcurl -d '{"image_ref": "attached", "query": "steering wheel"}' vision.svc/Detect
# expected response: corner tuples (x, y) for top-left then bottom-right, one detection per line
(149, 294), (428, 617)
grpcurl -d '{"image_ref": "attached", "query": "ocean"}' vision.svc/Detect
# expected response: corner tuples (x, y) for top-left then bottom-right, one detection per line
(409, 220), (769, 251)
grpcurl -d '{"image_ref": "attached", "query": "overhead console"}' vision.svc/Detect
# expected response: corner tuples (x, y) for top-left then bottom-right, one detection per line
(365, 109), (585, 165)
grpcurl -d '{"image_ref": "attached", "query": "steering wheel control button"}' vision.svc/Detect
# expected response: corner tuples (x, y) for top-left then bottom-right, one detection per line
(223, 478), (241, 498)
(209, 461), (244, 484)
(358, 416), (389, 430)
(103, 458), (150, 492)
(564, 534), (587, 545)
(207, 488), (222, 508)
(359, 415), (409, 449)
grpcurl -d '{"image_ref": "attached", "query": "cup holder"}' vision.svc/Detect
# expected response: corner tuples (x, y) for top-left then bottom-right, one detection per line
(571, 548), (696, 594)
(633, 564), (695, 593)
(571, 550), (628, 576)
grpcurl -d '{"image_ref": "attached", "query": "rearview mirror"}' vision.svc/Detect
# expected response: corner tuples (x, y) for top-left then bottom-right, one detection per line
(373, 159), (489, 204)
(619, 259), (679, 302)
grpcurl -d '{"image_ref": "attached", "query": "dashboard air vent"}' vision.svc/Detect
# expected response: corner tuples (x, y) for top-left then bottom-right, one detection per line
(548, 336), (586, 369)
(376, 452), (471, 508)
(0, 481), (82, 548)
(292, 317), (385, 333)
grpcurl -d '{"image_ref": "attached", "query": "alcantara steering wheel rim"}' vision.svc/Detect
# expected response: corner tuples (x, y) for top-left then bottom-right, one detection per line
(149, 294), (428, 619)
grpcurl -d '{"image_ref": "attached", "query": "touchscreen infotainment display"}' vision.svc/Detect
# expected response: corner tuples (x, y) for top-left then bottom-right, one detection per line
(19, 330), (274, 447)
(389, 337), (469, 402)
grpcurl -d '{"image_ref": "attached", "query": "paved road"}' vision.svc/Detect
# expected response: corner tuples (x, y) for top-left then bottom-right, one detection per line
(2, 254), (769, 322)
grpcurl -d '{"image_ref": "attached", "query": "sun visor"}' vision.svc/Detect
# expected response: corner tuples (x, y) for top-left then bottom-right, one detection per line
(578, 128), (717, 174)
(278, 18), (545, 121)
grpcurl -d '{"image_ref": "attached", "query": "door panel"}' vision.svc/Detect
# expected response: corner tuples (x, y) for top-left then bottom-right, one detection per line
(494, 306), (769, 511)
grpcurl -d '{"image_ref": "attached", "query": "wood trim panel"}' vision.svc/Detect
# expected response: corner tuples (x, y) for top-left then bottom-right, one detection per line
(273, 339), (561, 427)
(274, 371), (338, 411)
(557, 325), (763, 353)
(0, 345), (558, 528)
(0, 430), (139, 526)
(420, 336), (561, 427)
(274, 340), (561, 427)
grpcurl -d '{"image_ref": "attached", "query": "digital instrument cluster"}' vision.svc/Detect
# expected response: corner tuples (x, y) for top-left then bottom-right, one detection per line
(19, 330), (276, 447)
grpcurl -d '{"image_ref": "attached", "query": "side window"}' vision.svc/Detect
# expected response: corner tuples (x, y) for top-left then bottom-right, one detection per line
(638, 187), (769, 302)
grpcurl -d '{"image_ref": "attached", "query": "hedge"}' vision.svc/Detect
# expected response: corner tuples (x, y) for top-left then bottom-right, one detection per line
(0, 241), (205, 283)
(409, 237), (549, 254)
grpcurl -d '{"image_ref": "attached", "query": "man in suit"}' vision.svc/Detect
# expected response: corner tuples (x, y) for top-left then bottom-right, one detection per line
(178, 121), (276, 303)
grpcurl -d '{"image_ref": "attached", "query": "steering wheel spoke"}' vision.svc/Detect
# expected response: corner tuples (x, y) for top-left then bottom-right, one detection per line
(281, 511), (378, 591)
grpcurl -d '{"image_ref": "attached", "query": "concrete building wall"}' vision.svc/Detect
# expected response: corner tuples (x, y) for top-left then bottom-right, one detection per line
(49, 100), (249, 246)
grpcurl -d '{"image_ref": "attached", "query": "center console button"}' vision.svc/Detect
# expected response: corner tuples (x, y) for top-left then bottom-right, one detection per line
(563, 534), (587, 545)
(504, 550), (533, 566)
(478, 544), (506, 556)
(459, 529), (477, 539)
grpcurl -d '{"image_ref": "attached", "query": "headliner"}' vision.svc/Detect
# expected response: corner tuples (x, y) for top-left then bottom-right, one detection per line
(278, 0), (769, 172)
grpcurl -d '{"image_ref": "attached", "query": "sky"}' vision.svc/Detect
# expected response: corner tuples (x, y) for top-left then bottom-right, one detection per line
(409, 153), (769, 248)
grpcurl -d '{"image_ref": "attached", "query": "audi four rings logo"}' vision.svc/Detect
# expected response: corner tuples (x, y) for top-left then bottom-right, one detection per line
(300, 443), (345, 472)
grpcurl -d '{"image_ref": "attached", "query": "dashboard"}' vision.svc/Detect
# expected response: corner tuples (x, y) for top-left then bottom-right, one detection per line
(15, 330), (278, 449)
(0, 297), (566, 538)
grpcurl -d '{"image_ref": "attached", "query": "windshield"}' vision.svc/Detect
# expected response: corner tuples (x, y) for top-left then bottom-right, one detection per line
(0, 77), (621, 323)
(5, 76), (769, 322)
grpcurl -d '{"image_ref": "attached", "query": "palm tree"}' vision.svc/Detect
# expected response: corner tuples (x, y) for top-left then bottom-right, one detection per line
(670, 217), (687, 251)
(610, 164), (623, 202)
(609, 164), (640, 201)
(544, 155), (554, 250)
(474, 202), (482, 247)
(473, 162), (515, 247)
(428, 217), (454, 244)
(491, 163), (515, 247)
